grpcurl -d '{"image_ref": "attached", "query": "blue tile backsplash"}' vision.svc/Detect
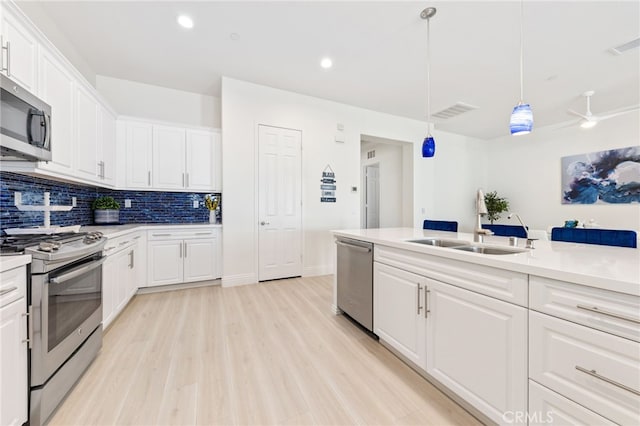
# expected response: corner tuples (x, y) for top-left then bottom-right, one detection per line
(0, 172), (221, 231)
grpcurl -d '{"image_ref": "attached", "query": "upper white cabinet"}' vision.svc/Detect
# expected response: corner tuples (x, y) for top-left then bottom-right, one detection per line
(98, 105), (116, 185)
(153, 125), (186, 189)
(37, 47), (75, 175)
(121, 118), (220, 192)
(74, 84), (99, 180)
(1, 9), (38, 92)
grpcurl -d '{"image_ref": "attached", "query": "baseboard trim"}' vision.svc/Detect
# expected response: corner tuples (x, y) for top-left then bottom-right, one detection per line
(137, 279), (220, 295)
(222, 273), (258, 287)
(303, 264), (333, 277)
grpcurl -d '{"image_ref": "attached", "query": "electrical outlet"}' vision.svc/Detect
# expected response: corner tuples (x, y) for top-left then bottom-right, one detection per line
(124, 199), (132, 208)
(193, 200), (199, 208)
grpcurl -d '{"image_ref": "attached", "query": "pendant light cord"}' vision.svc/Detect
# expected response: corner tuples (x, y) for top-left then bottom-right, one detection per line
(519, 0), (524, 103)
(426, 16), (432, 134)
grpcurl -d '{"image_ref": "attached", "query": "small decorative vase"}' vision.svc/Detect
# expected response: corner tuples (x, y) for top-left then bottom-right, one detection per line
(209, 210), (215, 224)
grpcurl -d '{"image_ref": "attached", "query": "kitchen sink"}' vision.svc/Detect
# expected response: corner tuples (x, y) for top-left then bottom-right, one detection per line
(407, 238), (470, 248)
(452, 245), (527, 255)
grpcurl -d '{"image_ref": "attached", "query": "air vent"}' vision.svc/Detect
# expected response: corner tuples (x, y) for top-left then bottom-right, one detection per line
(367, 150), (376, 159)
(432, 102), (479, 119)
(609, 37), (640, 55)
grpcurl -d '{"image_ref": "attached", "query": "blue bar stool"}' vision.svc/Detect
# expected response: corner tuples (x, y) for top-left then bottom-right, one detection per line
(551, 228), (637, 248)
(482, 224), (528, 238)
(423, 220), (458, 232)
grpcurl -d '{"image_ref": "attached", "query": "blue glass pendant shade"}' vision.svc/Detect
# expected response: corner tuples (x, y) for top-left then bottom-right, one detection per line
(422, 135), (435, 157)
(510, 103), (533, 135)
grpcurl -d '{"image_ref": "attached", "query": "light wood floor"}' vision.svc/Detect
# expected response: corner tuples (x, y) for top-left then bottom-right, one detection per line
(49, 275), (481, 426)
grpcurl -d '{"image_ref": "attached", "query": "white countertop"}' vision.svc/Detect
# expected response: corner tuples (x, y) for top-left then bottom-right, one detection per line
(0, 254), (31, 273)
(332, 228), (640, 296)
(81, 223), (222, 239)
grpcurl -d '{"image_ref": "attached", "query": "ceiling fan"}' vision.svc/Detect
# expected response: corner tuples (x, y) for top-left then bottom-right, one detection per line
(567, 90), (640, 129)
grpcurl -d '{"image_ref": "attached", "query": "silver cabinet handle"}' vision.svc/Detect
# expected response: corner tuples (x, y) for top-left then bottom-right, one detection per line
(148, 171), (151, 186)
(153, 233), (171, 237)
(97, 161), (104, 179)
(195, 232), (212, 236)
(0, 286), (17, 296)
(417, 284), (423, 314)
(182, 172), (185, 187)
(425, 287), (431, 318)
(335, 240), (371, 253)
(129, 250), (134, 269)
(575, 366), (640, 396)
(186, 173), (189, 187)
(50, 258), (106, 284)
(133, 235), (141, 240)
(184, 242), (187, 258)
(260, 221), (270, 226)
(24, 305), (33, 349)
(576, 304), (640, 325)
(179, 242), (182, 258)
(0, 36), (6, 74)
(119, 241), (130, 246)
(2, 39), (11, 76)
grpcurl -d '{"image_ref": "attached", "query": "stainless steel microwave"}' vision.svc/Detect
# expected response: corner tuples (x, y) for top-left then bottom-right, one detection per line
(1, 74), (52, 161)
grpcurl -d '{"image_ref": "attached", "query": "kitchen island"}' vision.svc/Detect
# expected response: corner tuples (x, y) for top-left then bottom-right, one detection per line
(331, 228), (639, 426)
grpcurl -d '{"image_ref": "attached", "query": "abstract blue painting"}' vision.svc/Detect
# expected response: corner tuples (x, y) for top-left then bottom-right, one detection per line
(562, 146), (640, 204)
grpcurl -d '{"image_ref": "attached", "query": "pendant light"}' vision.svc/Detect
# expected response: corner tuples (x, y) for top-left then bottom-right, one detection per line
(509, 0), (533, 135)
(421, 7), (436, 157)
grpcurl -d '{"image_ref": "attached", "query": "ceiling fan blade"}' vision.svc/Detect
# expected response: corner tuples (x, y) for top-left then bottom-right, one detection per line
(596, 104), (640, 121)
(550, 119), (581, 131)
(567, 109), (589, 120)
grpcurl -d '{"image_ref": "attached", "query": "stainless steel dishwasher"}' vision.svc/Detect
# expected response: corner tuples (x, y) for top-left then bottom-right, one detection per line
(336, 237), (373, 332)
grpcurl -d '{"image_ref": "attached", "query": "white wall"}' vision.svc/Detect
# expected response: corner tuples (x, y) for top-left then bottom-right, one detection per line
(221, 77), (485, 286)
(485, 113), (640, 233)
(96, 76), (221, 128)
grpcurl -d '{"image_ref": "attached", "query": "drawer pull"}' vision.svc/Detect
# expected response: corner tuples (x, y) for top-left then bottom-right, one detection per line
(195, 232), (212, 235)
(0, 286), (17, 296)
(575, 366), (640, 396)
(416, 284), (422, 314)
(153, 234), (172, 237)
(576, 304), (640, 325)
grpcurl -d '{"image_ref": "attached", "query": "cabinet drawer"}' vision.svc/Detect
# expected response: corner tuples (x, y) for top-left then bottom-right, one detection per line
(529, 311), (640, 425)
(103, 232), (140, 255)
(528, 380), (615, 426)
(147, 228), (216, 241)
(0, 266), (26, 308)
(530, 276), (640, 342)
(374, 245), (528, 306)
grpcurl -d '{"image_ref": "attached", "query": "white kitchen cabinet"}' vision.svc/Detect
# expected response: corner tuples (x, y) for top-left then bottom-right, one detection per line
(186, 129), (218, 191)
(125, 121), (153, 188)
(153, 125), (186, 189)
(98, 105), (116, 186)
(373, 262), (426, 369)
(147, 240), (184, 286)
(37, 47), (75, 175)
(425, 278), (528, 425)
(74, 84), (99, 181)
(121, 118), (220, 192)
(0, 266), (28, 426)
(147, 227), (220, 287)
(102, 235), (141, 328)
(1, 8), (38, 92)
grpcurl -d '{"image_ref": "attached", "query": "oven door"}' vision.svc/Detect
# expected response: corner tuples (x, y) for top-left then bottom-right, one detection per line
(30, 254), (104, 387)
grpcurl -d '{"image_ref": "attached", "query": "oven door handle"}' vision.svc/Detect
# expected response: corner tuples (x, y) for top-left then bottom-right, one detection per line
(49, 257), (106, 285)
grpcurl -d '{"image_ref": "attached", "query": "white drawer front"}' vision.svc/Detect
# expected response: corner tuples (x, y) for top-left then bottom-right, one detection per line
(147, 228), (215, 241)
(528, 380), (615, 426)
(530, 276), (640, 342)
(0, 266), (26, 308)
(530, 311), (640, 425)
(374, 245), (528, 306)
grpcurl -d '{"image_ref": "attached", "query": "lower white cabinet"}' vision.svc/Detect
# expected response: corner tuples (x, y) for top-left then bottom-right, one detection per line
(102, 237), (139, 328)
(528, 380), (615, 426)
(147, 227), (220, 287)
(373, 262), (426, 369)
(0, 266), (28, 426)
(425, 278), (528, 425)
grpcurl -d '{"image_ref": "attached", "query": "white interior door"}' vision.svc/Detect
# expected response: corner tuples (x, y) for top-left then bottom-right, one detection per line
(365, 164), (380, 228)
(258, 125), (302, 281)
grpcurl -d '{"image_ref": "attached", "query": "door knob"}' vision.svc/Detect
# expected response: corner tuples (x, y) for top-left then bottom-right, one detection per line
(260, 221), (270, 226)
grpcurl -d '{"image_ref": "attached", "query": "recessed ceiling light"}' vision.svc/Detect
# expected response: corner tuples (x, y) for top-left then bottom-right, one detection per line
(177, 15), (194, 29)
(320, 57), (333, 69)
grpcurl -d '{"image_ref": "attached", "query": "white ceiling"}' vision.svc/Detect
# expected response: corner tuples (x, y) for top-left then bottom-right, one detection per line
(25, 1), (640, 140)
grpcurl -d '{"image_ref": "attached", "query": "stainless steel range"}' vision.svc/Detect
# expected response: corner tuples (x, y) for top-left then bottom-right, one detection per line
(1, 231), (106, 425)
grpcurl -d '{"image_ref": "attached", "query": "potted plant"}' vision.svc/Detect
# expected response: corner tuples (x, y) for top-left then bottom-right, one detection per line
(484, 191), (509, 224)
(92, 196), (120, 224)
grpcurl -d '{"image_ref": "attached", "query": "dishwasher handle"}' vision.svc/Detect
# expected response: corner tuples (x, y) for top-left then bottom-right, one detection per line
(335, 240), (372, 253)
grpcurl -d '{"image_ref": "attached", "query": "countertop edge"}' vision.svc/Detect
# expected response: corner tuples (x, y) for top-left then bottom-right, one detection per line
(81, 223), (222, 239)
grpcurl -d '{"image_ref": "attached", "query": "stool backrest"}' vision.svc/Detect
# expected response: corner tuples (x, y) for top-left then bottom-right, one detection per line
(551, 228), (637, 248)
(423, 220), (458, 232)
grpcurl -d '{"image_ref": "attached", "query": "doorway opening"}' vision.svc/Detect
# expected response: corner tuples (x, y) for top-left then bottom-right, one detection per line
(360, 135), (414, 228)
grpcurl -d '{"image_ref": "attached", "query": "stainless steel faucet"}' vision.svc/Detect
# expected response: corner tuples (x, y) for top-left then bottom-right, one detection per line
(474, 189), (493, 243)
(508, 213), (536, 249)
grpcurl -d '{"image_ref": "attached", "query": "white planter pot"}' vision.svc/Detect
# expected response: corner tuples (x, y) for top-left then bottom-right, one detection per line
(94, 209), (120, 224)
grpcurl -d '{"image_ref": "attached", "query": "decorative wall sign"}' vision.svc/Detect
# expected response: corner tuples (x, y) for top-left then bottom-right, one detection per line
(321, 165), (336, 203)
(562, 145), (640, 204)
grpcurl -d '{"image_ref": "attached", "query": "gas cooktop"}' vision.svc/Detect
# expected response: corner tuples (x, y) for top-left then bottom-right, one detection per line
(1, 231), (104, 255)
